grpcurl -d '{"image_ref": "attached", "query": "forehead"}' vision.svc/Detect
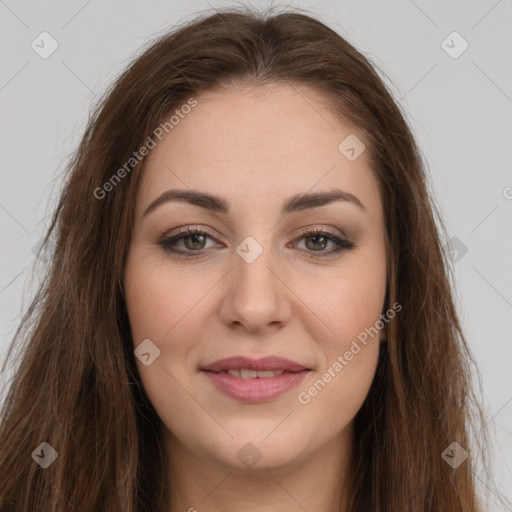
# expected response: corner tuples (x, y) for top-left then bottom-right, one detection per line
(136, 83), (381, 219)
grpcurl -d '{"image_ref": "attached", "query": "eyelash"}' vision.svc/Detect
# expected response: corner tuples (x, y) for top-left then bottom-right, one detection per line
(157, 226), (355, 259)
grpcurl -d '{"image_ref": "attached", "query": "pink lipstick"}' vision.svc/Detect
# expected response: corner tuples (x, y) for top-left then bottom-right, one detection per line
(201, 356), (310, 402)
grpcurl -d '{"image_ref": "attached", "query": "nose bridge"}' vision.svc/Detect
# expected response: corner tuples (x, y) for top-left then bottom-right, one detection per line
(234, 233), (280, 299)
(220, 233), (292, 331)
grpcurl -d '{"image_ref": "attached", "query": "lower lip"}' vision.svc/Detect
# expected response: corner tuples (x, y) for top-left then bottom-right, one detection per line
(202, 370), (309, 402)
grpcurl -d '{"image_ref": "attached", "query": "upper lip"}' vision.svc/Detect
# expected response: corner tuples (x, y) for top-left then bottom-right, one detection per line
(201, 356), (309, 373)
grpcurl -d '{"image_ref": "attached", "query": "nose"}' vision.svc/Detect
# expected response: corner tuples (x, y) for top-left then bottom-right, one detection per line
(218, 240), (293, 334)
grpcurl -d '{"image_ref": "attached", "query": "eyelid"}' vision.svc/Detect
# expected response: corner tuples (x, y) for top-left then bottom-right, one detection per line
(164, 224), (219, 239)
(294, 224), (347, 239)
(157, 225), (222, 249)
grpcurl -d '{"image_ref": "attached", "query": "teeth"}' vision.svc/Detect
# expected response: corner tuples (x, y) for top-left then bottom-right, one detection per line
(257, 370), (283, 378)
(225, 369), (285, 379)
(240, 369), (258, 379)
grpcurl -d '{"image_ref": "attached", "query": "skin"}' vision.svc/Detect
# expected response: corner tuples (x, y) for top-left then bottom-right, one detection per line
(123, 82), (388, 512)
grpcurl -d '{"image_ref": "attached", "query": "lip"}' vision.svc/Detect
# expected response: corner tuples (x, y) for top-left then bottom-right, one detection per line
(201, 356), (310, 403)
(201, 356), (308, 373)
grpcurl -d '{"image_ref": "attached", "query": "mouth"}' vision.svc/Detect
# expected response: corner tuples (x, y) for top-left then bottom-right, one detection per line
(201, 356), (311, 402)
(209, 368), (291, 378)
(201, 355), (309, 373)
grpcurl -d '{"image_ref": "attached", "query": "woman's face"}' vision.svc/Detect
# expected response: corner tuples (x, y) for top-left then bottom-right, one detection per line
(123, 83), (388, 471)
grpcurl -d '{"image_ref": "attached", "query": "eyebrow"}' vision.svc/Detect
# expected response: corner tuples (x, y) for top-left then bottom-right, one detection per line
(142, 188), (366, 217)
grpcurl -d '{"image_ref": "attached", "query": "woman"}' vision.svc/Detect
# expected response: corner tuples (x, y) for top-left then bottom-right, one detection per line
(0, 6), (499, 511)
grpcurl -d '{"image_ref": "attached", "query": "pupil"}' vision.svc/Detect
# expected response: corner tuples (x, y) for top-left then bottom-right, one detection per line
(307, 235), (326, 251)
(187, 234), (205, 249)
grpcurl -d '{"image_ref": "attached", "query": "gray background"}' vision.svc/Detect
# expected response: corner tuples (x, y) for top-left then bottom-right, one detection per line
(0, 0), (511, 507)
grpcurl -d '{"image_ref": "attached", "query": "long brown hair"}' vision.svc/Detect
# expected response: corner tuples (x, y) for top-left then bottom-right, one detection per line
(0, 5), (498, 511)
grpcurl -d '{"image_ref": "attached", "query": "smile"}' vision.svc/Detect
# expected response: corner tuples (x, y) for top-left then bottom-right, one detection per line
(201, 356), (311, 402)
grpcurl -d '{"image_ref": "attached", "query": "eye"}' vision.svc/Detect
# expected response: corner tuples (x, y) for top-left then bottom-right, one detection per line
(291, 227), (355, 258)
(157, 226), (355, 258)
(158, 226), (218, 257)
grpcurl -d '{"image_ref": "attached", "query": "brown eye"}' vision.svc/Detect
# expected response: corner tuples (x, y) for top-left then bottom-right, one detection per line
(182, 233), (207, 250)
(294, 228), (355, 258)
(158, 226), (355, 259)
(158, 227), (218, 257)
(304, 233), (329, 251)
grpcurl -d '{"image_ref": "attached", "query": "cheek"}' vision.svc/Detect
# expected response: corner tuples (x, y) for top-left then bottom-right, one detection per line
(123, 258), (211, 429)
(293, 249), (385, 417)
(123, 253), (222, 400)
(296, 343), (379, 445)
(123, 256), (212, 343)
(307, 252), (387, 352)
(295, 273), (384, 431)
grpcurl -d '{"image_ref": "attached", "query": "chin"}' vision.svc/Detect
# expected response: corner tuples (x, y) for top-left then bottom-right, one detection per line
(199, 425), (312, 472)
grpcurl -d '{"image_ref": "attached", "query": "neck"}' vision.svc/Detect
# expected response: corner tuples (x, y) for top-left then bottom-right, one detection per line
(160, 424), (353, 512)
